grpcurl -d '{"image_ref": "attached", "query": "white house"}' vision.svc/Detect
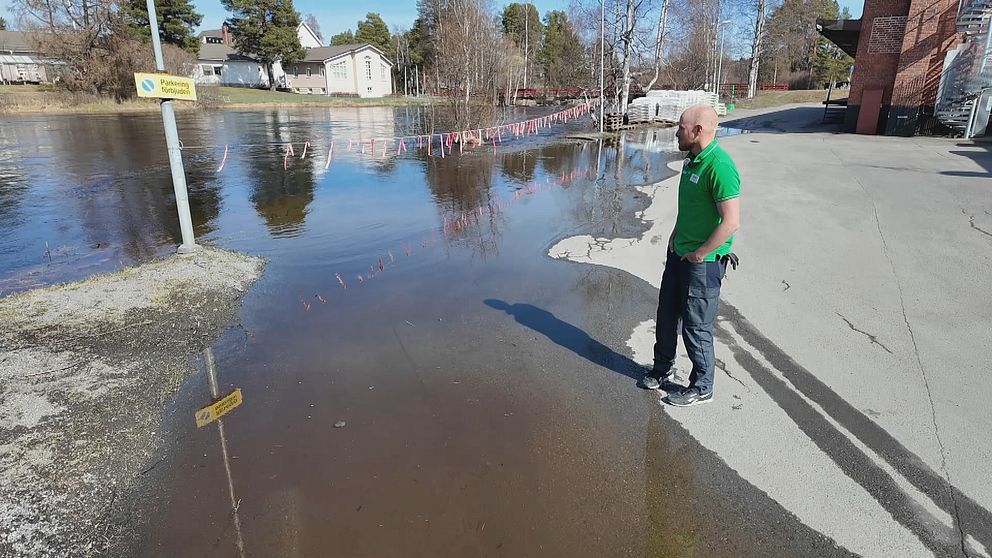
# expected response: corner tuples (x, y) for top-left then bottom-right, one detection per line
(285, 44), (393, 98)
(193, 22), (323, 88)
(0, 30), (56, 84)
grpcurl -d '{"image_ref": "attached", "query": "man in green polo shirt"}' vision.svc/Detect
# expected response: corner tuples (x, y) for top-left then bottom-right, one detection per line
(641, 105), (741, 407)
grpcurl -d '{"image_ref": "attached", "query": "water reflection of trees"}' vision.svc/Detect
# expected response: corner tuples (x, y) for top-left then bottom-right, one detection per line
(566, 132), (676, 240)
(83, 174), (220, 260)
(246, 112), (317, 238)
(46, 115), (224, 260)
(420, 146), (508, 261)
(423, 151), (495, 212)
(539, 142), (584, 179)
(500, 149), (538, 184)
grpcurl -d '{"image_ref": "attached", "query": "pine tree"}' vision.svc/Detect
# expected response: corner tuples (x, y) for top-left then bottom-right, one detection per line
(121, 0), (203, 54)
(501, 3), (543, 88)
(329, 30), (356, 45)
(0, 17), (7, 30)
(355, 13), (393, 58)
(221, 0), (306, 90)
(539, 11), (582, 88)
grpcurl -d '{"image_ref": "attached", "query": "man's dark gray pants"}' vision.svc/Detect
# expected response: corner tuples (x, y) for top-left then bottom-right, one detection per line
(652, 249), (724, 393)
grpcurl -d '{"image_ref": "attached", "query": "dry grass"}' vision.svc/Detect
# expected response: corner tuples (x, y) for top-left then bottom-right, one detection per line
(213, 86), (436, 107)
(0, 84), (435, 115)
(0, 85), (191, 115)
(731, 89), (849, 110)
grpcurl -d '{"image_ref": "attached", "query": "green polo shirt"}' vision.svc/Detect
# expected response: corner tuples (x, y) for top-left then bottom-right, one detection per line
(674, 139), (741, 262)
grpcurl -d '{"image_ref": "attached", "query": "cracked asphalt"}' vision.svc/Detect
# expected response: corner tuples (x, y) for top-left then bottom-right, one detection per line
(552, 105), (992, 557)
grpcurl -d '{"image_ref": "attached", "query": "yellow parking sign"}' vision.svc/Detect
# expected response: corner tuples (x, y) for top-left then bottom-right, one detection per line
(195, 388), (243, 427)
(134, 72), (197, 101)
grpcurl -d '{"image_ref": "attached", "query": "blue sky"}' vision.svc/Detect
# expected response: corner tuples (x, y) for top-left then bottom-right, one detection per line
(1, 0), (864, 38)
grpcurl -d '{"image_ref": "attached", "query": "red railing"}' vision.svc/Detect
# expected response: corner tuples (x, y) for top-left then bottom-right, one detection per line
(514, 87), (595, 99)
(717, 82), (790, 94)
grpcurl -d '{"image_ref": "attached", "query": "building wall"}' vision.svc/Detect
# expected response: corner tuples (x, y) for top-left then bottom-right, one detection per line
(846, 0), (961, 134)
(0, 62), (49, 84)
(193, 61), (269, 88)
(280, 48), (393, 97)
(298, 24), (323, 49)
(846, 0), (911, 133)
(886, 0), (961, 135)
(286, 62), (327, 93)
(325, 60), (354, 95)
(349, 49), (393, 98)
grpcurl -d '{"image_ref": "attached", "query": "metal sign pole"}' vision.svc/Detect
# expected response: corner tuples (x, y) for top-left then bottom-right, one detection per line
(145, 0), (199, 253)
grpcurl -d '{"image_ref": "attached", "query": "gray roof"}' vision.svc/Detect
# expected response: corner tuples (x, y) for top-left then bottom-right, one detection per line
(303, 43), (392, 64)
(197, 43), (257, 62)
(0, 31), (34, 53)
(303, 44), (360, 62)
(198, 28), (225, 38)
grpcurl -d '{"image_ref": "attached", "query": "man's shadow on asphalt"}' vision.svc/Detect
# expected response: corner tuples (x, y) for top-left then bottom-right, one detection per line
(483, 299), (643, 381)
(487, 299), (992, 555)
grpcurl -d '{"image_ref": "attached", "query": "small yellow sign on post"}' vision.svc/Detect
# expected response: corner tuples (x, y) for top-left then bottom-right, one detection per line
(134, 72), (197, 101)
(195, 388), (243, 427)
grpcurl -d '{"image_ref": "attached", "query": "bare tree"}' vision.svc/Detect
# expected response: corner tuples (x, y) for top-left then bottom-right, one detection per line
(644, 0), (669, 91)
(746, 0), (765, 98)
(427, 0), (526, 128)
(11, 0), (194, 98)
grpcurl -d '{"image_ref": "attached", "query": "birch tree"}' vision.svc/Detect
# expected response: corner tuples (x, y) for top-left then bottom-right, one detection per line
(644, 0), (669, 91)
(746, 0), (765, 98)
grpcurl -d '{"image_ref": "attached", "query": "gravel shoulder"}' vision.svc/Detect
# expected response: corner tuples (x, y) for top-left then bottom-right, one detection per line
(0, 247), (265, 557)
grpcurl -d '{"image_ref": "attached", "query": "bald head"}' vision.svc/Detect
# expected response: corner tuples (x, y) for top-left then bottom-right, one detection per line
(676, 105), (719, 154)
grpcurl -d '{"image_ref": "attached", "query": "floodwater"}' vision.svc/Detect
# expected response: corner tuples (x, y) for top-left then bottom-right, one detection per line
(1, 109), (836, 556)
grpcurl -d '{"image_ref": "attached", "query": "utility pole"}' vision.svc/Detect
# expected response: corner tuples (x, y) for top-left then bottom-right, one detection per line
(716, 20), (730, 99)
(599, 0), (605, 133)
(524, 4), (529, 90)
(145, 0), (198, 253)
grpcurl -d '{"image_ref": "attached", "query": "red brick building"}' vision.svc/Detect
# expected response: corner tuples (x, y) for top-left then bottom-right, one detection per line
(819, 0), (961, 135)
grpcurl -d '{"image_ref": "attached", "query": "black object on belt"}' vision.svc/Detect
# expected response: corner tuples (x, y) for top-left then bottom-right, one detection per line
(719, 253), (739, 271)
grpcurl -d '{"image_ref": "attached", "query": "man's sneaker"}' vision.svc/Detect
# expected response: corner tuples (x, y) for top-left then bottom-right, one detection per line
(640, 370), (673, 390)
(665, 387), (713, 407)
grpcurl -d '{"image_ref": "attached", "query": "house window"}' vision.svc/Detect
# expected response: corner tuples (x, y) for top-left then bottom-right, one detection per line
(293, 66), (299, 77)
(331, 62), (346, 79)
(381, 64), (387, 81)
(201, 64), (214, 76)
(214, 65), (224, 76)
(365, 59), (372, 80)
(306, 67), (312, 78)
(319, 66), (324, 76)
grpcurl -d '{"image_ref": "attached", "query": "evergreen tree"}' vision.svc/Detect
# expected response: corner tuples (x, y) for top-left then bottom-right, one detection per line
(539, 11), (583, 88)
(763, 0), (847, 87)
(500, 3), (542, 87)
(355, 13), (393, 58)
(329, 31), (356, 45)
(0, 17), (7, 30)
(221, 0), (306, 90)
(406, 18), (431, 67)
(500, 3), (542, 51)
(121, 0), (203, 54)
(813, 41), (852, 87)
